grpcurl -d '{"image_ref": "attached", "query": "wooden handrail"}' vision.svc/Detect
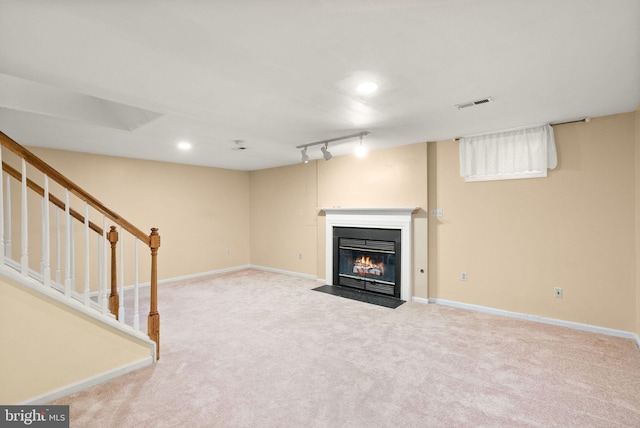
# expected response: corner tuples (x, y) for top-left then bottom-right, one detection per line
(0, 131), (149, 245)
(2, 162), (104, 235)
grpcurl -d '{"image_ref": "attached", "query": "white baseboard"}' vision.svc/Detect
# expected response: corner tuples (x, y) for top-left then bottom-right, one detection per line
(249, 264), (318, 281)
(145, 264), (316, 286)
(411, 296), (430, 304)
(158, 265), (252, 285)
(635, 334), (640, 349)
(19, 357), (153, 405)
(124, 265), (253, 289)
(427, 298), (639, 343)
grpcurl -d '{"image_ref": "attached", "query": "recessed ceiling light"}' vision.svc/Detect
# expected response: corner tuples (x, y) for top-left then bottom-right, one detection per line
(177, 141), (192, 150)
(356, 81), (378, 94)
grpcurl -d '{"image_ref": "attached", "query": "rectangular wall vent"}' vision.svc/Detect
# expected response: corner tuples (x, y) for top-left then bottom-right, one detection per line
(455, 97), (494, 109)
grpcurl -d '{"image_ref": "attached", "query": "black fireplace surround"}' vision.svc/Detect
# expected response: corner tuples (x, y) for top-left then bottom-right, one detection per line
(333, 227), (401, 298)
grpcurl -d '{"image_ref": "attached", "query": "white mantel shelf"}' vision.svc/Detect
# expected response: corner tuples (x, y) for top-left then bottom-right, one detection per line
(320, 207), (418, 215)
(322, 207), (417, 301)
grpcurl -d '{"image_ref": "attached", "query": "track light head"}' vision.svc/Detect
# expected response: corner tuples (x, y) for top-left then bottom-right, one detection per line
(301, 147), (309, 163)
(321, 143), (332, 161)
(355, 134), (368, 157)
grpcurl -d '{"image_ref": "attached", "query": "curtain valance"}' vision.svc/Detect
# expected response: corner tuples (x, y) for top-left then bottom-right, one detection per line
(459, 124), (557, 182)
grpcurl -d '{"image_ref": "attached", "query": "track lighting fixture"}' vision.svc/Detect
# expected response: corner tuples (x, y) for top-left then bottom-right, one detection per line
(321, 143), (332, 161)
(295, 131), (369, 164)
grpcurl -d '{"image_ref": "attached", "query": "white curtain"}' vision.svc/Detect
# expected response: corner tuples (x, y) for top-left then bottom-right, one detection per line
(459, 124), (557, 182)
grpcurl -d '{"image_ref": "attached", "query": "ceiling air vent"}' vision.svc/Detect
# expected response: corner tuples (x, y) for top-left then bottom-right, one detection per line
(455, 97), (494, 110)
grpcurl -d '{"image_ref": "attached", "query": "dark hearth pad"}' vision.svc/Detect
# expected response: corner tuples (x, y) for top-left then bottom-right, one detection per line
(312, 285), (405, 309)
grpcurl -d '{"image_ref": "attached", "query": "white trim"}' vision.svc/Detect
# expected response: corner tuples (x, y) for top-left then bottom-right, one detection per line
(321, 207), (418, 216)
(411, 296), (430, 304)
(137, 264), (319, 285)
(121, 265), (252, 289)
(127, 265), (319, 289)
(428, 298), (640, 342)
(250, 264), (318, 281)
(159, 264), (251, 284)
(18, 357), (153, 405)
(322, 207), (417, 301)
(635, 334), (640, 349)
(138, 265), (316, 286)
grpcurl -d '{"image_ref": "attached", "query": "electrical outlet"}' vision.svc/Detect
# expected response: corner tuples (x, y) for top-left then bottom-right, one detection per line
(225, 249), (231, 256)
(554, 287), (563, 298)
(430, 208), (443, 218)
(298, 252), (303, 260)
(460, 272), (467, 281)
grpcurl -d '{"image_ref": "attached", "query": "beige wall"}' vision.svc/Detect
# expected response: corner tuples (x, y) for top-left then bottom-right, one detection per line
(0, 277), (152, 404)
(21, 148), (251, 282)
(429, 113), (636, 331)
(250, 162), (318, 276)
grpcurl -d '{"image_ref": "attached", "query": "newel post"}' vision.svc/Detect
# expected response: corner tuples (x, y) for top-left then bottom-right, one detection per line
(108, 226), (119, 319)
(148, 227), (161, 359)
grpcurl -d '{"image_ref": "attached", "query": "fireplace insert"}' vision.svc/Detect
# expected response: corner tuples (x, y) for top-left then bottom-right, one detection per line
(333, 227), (401, 298)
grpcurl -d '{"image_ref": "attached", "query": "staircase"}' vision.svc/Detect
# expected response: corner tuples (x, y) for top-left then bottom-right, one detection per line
(0, 131), (161, 360)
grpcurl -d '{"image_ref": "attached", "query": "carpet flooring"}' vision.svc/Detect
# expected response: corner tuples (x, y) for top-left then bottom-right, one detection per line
(52, 269), (640, 427)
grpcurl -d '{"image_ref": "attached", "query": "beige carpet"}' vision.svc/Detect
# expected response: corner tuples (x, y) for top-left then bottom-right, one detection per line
(53, 269), (640, 427)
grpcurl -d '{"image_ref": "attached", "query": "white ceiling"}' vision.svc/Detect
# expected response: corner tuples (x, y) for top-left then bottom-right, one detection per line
(1, 0), (639, 171)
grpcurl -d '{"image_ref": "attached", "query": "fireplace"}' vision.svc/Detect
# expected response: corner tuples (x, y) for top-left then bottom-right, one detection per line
(323, 207), (417, 301)
(333, 227), (401, 298)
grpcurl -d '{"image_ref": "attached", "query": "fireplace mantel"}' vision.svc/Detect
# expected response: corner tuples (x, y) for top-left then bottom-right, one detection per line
(321, 207), (417, 301)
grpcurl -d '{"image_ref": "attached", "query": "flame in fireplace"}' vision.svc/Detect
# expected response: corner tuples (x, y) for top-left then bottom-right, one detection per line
(353, 256), (384, 276)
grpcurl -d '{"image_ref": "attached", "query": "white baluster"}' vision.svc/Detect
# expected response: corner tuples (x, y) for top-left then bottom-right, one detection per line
(5, 176), (11, 259)
(70, 222), (75, 290)
(0, 149), (4, 266)
(83, 202), (90, 306)
(101, 216), (109, 315)
(97, 228), (102, 309)
(64, 190), (71, 297)
(20, 159), (28, 275)
(118, 226), (124, 323)
(42, 175), (51, 286)
(40, 198), (45, 273)
(133, 238), (140, 330)
(55, 208), (61, 283)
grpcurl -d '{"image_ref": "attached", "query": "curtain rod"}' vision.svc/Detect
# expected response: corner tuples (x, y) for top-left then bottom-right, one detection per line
(454, 118), (590, 141)
(549, 117), (590, 126)
(296, 131), (370, 149)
